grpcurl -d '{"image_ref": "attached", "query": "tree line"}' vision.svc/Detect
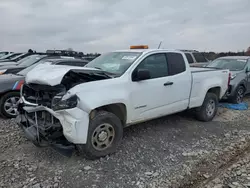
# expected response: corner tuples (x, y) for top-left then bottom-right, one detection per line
(203, 51), (246, 60)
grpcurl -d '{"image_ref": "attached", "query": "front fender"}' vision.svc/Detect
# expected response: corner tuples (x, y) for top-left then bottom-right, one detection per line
(75, 89), (129, 113)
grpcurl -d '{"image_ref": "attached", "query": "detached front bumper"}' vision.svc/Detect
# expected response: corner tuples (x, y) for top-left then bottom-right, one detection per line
(17, 97), (90, 149)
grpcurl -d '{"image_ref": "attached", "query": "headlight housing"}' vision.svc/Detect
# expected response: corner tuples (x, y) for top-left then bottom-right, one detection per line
(52, 94), (78, 111)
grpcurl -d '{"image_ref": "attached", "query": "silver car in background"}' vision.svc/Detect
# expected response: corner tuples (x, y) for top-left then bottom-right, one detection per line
(206, 56), (250, 103)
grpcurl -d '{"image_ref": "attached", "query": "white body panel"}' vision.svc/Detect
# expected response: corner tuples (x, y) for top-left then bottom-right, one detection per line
(24, 49), (230, 144)
(26, 64), (97, 86)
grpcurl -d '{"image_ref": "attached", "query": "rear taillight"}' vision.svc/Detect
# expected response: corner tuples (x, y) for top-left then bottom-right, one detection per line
(228, 72), (231, 87)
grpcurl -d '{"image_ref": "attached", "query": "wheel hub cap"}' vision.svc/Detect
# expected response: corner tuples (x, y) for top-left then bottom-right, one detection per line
(206, 99), (215, 117)
(98, 131), (108, 142)
(91, 123), (115, 151)
(3, 97), (20, 116)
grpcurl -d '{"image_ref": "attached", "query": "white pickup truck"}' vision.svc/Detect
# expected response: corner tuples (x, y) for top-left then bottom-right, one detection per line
(17, 47), (230, 159)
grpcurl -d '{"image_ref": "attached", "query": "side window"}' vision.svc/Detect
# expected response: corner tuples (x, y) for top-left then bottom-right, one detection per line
(135, 53), (168, 79)
(74, 62), (88, 67)
(166, 53), (186, 75)
(192, 53), (207, 63)
(56, 61), (72, 65)
(71, 62), (87, 67)
(57, 61), (87, 67)
(185, 53), (194, 64)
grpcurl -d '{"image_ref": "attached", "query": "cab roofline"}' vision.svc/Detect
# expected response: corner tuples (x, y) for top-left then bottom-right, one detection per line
(113, 49), (183, 53)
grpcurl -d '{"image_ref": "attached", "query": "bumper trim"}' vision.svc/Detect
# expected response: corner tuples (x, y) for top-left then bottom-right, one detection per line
(17, 114), (75, 157)
(21, 96), (38, 106)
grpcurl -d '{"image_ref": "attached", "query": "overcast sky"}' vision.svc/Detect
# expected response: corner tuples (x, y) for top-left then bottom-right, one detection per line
(0, 0), (249, 53)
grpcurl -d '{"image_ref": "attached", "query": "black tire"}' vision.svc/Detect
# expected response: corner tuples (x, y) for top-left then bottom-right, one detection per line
(195, 92), (218, 122)
(0, 92), (20, 118)
(230, 85), (245, 104)
(76, 111), (123, 160)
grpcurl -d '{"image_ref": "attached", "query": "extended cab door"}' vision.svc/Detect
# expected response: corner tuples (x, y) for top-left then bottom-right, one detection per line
(130, 52), (191, 123)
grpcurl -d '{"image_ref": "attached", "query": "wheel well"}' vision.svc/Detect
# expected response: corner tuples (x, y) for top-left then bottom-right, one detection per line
(239, 84), (246, 91)
(207, 87), (221, 99)
(92, 103), (127, 126)
(0, 90), (20, 98)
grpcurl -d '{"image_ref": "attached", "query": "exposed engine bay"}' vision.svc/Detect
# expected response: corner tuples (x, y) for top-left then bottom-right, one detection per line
(17, 69), (112, 156)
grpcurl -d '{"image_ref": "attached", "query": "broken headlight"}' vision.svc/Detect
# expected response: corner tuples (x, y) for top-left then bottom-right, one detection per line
(52, 94), (78, 111)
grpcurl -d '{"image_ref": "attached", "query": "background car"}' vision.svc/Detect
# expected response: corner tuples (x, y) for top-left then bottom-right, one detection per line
(0, 50), (89, 75)
(0, 53), (22, 60)
(0, 52), (13, 58)
(206, 56), (250, 103)
(0, 51), (44, 64)
(181, 50), (210, 67)
(0, 58), (89, 118)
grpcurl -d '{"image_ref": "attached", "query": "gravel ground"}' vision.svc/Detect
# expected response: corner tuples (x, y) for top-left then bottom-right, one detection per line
(203, 150), (250, 188)
(0, 96), (250, 188)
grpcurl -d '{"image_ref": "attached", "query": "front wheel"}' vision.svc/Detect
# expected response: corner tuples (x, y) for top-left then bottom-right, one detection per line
(195, 92), (218, 122)
(76, 111), (123, 160)
(0, 92), (20, 118)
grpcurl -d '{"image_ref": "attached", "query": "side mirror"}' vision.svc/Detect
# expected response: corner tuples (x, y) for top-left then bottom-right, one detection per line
(132, 69), (151, 81)
(246, 68), (250, 73)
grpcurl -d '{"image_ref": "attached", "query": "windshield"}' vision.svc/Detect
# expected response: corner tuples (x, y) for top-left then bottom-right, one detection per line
(206, 58), (247, 71)
(18, 59), (53, 76)
(17, 55), (46, 67)
(0, 54), (11, 59)
(11, 53), (25, 60)
(0, 52), (8, 58)
(0, 53), (20, 60)
(85, 52), (142, 76)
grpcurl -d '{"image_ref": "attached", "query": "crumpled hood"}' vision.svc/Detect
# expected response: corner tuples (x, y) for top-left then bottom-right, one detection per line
(25, 64), (99, 86)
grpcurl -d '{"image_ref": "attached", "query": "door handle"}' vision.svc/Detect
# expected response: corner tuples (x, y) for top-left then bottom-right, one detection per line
(164, 82), (173, 86)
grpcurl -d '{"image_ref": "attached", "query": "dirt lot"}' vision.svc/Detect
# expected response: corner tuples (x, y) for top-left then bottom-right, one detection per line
(0, 97), (250, 188)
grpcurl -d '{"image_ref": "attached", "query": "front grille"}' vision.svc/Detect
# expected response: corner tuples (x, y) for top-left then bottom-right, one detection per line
(22, 83), (66, 107)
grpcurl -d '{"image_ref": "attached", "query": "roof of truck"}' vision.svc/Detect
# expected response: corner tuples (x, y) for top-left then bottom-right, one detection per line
(114, 49), (181, 53)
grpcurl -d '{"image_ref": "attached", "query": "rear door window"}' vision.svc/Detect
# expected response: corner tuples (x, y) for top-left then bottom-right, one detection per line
(166, 53), (186, 75)
(192, 53), (207, 63)
(185, 53), (194, 64)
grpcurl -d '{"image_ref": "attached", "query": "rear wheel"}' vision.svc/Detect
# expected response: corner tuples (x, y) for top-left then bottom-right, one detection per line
(0, 92), (20, 118)
(195, 92), (218, 122)
(76, 111), (123, 160)
(231, 86), (245, 104)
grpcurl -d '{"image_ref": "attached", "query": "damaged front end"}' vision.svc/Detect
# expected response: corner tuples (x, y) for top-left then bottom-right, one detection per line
(17, 84), (76, 157)
(17, 69), (111, 157)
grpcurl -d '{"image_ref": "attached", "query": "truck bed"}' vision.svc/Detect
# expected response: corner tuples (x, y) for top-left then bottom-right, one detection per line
(188, 67), (230, 109)
(190, 67), (222, 73)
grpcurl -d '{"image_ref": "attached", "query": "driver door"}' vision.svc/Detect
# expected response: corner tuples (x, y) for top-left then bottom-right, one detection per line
(130, 53), (170, 122)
